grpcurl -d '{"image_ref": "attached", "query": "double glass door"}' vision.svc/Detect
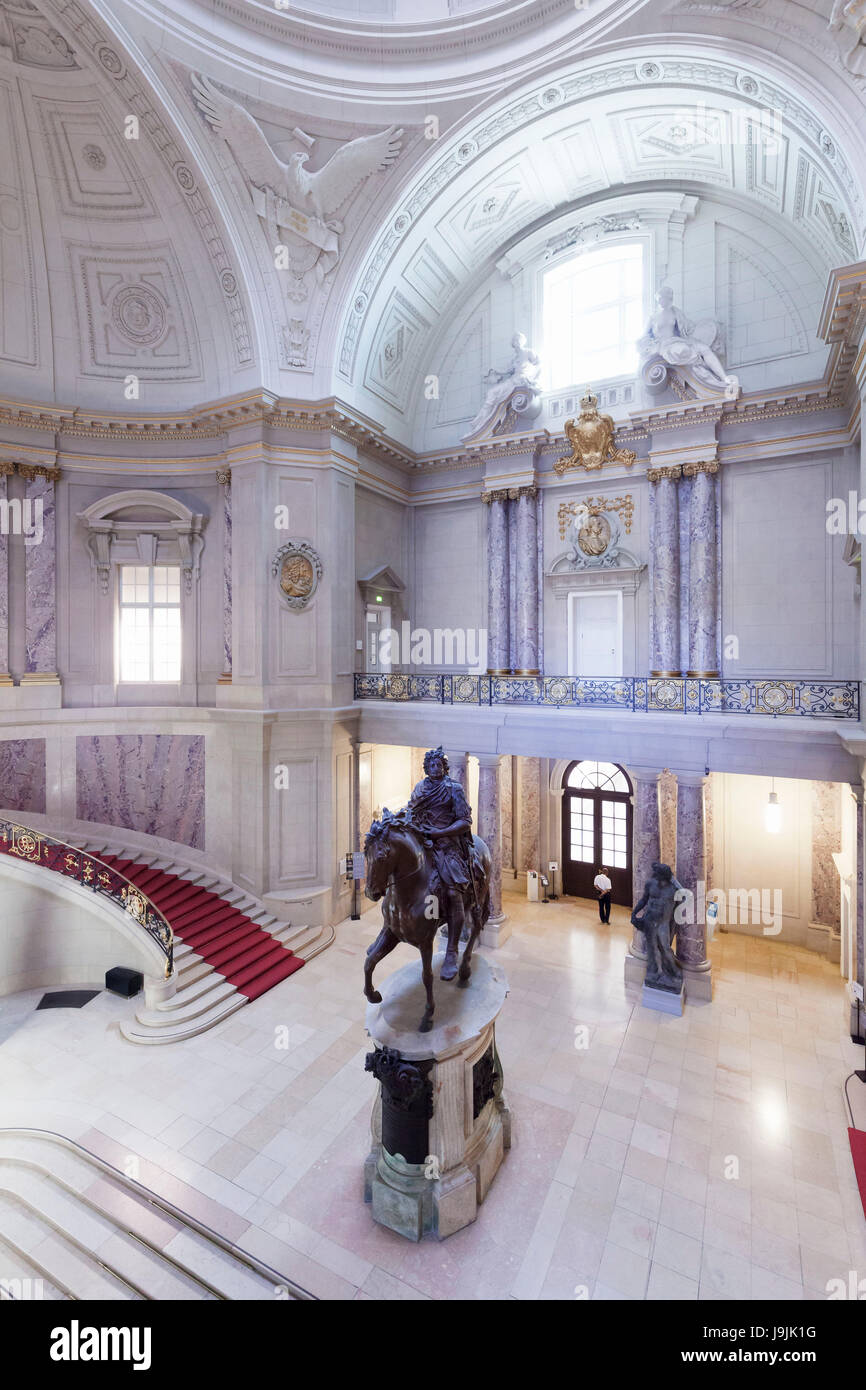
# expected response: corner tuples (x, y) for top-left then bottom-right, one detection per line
(561, 761), (632, 905)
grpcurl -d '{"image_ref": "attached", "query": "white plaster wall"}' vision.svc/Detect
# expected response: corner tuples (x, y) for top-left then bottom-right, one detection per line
(355, 485), (411, 665)
(370, 743), (413, 816)
(412, 501), (485, 671)
(712, 773), (812, 945)
(721, 453), (858, 677)
(0, 861), (158, 995)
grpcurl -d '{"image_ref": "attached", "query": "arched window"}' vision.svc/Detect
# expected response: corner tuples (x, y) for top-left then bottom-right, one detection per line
(542, 241), (644, 391)
(561, 759), (633, 904)
(566, 760), (630, 793)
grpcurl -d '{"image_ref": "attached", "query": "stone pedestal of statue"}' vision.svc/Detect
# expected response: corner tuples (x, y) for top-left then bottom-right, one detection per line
(364, 951), (510, 1241)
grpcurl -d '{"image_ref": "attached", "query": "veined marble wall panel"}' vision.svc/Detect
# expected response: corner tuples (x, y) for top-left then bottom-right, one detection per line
(412, 501), (484, 670)
(75, 734), (205, 850)
(714, 772), (812, 944)
(722, 457), (842, 676)
(0, 738), (46, 815)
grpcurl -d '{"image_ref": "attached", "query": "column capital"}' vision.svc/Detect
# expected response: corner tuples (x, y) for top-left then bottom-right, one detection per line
(216, 468), (232, 485)
(681, 459), (719, 477)
(670, 770), (707, 787)
(481, 488), (511, 504)
(474, 752), (502, 770)
(19, 464), (61, 482)
(629, 767), (664, 785)
(646, 465), (682, 483)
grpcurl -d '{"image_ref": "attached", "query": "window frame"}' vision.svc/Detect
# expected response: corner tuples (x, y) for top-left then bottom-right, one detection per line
(116, 563), (183, 685)
(535, 232), (652, 399)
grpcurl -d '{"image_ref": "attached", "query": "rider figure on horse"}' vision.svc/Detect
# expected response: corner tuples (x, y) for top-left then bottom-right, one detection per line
(408, 747), (480, 981)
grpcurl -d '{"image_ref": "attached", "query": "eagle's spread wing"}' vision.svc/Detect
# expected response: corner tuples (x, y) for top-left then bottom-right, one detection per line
(191, 73), (288, 194)
(306, 126), (403, 220)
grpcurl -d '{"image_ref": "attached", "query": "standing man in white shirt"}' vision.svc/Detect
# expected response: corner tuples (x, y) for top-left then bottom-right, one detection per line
(593, 866), (612, 924)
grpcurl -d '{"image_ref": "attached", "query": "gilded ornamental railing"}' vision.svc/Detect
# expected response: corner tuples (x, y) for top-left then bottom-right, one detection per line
(353, 672), (860, 720)
(0, 821), (174, 977)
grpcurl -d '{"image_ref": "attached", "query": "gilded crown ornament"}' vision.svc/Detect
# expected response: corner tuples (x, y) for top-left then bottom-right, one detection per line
(555, 387), (637, 474)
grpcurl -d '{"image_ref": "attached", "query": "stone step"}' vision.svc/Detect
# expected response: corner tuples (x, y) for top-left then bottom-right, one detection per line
(0, 1134), (296, 1299)
(135, 981), (237, 1027)
(0, 1236), (66, 1300)
(120, 992), (246, 1044)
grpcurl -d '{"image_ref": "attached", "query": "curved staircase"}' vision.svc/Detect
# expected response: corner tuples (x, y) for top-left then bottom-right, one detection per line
(63, 839), (328, 1043)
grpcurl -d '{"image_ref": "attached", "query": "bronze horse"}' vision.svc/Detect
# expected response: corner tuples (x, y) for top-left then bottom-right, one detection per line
(363, 808), (491, 1032)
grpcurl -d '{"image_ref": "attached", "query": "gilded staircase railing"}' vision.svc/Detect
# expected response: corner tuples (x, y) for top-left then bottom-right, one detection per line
(0, 821), (173, 977)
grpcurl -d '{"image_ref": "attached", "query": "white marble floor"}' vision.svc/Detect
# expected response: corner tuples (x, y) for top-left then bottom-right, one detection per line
(0, 891), (863, 1300)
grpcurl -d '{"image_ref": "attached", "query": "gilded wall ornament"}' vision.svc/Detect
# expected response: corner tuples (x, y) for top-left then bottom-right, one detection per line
(555, 389), (637, 474)
(272, 540), (322, 611)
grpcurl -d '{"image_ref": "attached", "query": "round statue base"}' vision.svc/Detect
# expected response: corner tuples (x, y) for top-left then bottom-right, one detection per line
(364, 951), (510, 1242)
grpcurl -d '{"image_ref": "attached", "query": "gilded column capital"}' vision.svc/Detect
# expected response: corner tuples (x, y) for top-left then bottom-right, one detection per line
(18, 464), (61, 482)
(481, 488), (510, 504)
(646, 465), (682, 483)
(681, 460), (719, 478)
(216, 468), (232, 485)
(517, 484), (538, 499)
(0, 461), (16, 476)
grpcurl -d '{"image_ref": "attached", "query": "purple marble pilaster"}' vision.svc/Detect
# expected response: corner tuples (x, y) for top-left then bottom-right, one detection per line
(0, 465), (13, 680)
(648, 466), (682, 676)
(217, 469), (232, 682)
(857, 782), (865, 991)
(518, 755), (540, 869)
(514, 485), (539, 674)
(675, 773), (711, 976)
(630, 769), (661, 959)
(477, 752), (504, 922)
(22, 466), (60, 680)
(483, 490), (511, 674)
(684, 461), (719, 676)
(811, 780), (841, 930)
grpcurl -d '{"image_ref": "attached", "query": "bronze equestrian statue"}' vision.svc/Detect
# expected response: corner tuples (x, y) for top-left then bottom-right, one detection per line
(363, 747), (491, 1032)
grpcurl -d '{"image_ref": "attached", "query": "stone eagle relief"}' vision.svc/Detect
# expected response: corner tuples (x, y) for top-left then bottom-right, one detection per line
(191, 73), (403, 362)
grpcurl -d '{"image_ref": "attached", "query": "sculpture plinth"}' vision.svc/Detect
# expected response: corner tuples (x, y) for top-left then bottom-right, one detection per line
(364, 951), (510, 1241)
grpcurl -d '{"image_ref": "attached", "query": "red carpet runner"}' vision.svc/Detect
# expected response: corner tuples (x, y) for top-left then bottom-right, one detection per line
(98, 856), (304, 1001)
(850, 1127), (866, 1221)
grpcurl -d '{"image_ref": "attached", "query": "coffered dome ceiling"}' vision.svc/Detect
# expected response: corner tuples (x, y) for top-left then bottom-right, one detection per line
(0, 0), (863, 426)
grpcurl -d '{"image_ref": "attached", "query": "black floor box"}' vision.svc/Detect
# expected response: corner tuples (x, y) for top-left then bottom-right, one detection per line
(105, 966), (143, 998)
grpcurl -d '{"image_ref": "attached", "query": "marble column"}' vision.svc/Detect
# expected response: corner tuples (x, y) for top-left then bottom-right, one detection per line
(648, 465), (682, 676)
(0, 463), (14, 685)
(658, 768), (678, 867)
(629, 770), (661, 963)
(684, 461), (719, 677)
(675, 773), (712, 999)
(513, 485), (539, 675)
(20, 464), (60, 685)
(483, 490), (511, 675)
(444, 749), (467, 790)
(476, 752), (511, 947)
(811, 781), (841, 953)
(500, 755), (514, 876)
(518, 755), (540, 871)
(217, 468), (232, 684)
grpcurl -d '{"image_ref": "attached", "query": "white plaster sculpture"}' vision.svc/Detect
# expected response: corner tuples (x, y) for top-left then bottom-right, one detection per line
(191, 73), (403, 285)
(638, 285), (739, 397)
(462, 332), (543, 442)
(829, 0), (866, 73)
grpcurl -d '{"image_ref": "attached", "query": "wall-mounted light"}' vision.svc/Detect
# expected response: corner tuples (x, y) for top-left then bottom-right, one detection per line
(375, 594), (383, 603)
(764, 779), (782, 834)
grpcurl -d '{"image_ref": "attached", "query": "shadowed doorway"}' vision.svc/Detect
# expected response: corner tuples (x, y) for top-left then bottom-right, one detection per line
(561, 760), (633, 906)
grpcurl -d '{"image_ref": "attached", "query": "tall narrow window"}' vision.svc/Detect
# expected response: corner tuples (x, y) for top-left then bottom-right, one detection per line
(542, 241), (644, 391)
(118, 565), (181, 682)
